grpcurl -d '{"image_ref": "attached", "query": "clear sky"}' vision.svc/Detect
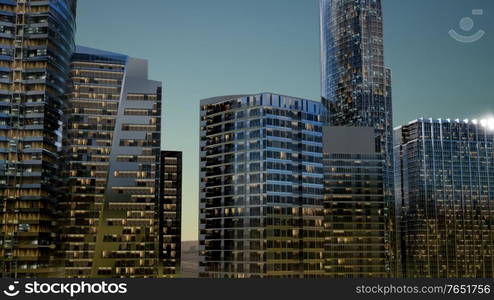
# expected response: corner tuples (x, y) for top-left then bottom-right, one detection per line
(76, 0), (494, 241)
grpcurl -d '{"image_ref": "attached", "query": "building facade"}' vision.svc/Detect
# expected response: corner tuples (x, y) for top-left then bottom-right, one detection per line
(0, 0), (77, 278)
(320, 0), (396, 275)
(395, 118), (494, 278)
(59, 46), (162, 278)
(159, 151), (182, 277)
(323, 127), (390, 277)
(200, 93), (326, 278)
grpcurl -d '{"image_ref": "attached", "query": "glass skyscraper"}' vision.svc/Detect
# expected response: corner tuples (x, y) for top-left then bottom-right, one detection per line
(320, 0), (396, 275)
(395, 118), (494, 278)
(59, 46), (163, 278)
(0, 0), (77, 278)
(323, 127), (390, 277)
(199, 93), (326, 278)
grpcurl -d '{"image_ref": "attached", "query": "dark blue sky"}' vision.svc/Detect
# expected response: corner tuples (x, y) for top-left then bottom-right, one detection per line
(76, 0), (494, 240)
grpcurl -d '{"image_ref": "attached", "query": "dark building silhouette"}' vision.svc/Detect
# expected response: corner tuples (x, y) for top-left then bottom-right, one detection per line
(160, 151), (182, 277)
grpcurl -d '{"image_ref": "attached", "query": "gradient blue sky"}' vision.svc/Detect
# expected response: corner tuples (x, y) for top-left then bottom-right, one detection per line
(76, 0), (494, 240)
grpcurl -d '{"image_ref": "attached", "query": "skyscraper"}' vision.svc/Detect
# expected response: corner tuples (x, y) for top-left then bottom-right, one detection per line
(320, 0), (396, 275)
(0, 0), (77, 278)
(199, 93), (326, 278)
(159, 151), (182, 277)
(395, 118), (494, 278)
(323, 127), (390, 277)
(59, 46), (162, 278)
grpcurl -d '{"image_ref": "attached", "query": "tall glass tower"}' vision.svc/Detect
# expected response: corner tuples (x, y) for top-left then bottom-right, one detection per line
(0, 0), (77, 278)
(59, 46), (163, 278)
(320, 0), (396, 275)
(200, 93), (326, 278)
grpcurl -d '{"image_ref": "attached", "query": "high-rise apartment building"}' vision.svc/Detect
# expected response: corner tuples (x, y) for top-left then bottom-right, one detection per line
(395, 118), (494, 278)
(323, 127), (390, 277)
(0, 0), (77, 278)
(320, 0), (396, 275)
(159, 151), (182, 277)
(199, 93), (326, 278)
(59, 46), (162, 278)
